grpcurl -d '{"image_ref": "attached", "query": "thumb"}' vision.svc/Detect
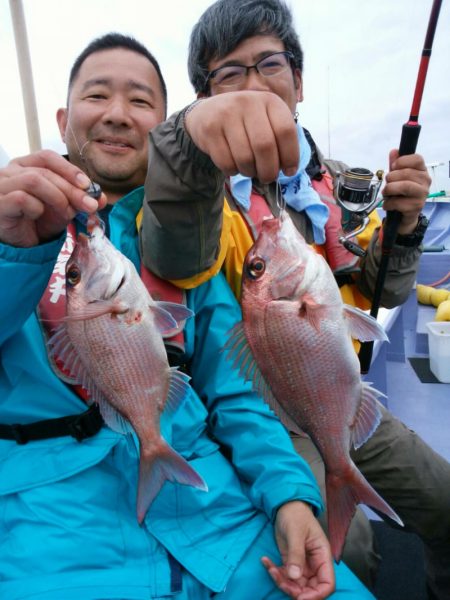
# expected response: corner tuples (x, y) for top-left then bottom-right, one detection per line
(285, 537), (306, 581)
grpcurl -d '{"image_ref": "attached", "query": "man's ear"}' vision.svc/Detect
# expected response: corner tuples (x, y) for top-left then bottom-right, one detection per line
(56, 108), (68, 142)
(294, 69), (303, 103)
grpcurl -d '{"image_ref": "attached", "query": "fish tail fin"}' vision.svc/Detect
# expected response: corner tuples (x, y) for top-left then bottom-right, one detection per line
(326, 465), (403, 562)
(136, 440), (208, 523)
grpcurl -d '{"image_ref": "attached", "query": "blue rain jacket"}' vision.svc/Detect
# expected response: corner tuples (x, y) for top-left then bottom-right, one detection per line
(0, 187), (322, 599)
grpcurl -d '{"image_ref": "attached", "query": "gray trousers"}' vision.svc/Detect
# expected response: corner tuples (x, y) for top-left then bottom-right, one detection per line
(291, 403), (450, 599)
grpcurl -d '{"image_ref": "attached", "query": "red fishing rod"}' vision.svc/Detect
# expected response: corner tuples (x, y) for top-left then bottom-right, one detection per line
(359, 0), (444, 374)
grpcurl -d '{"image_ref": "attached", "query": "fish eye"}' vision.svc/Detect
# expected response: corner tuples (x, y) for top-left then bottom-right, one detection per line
(66, 264), (81, 287)
(247, 257), (266, 279)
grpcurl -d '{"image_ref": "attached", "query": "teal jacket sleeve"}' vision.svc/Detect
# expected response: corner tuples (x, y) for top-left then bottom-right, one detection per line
(185, 272), (323, 520)
(0, 237), (63, 345)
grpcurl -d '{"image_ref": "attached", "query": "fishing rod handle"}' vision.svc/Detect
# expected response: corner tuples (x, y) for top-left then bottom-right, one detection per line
(382, 121), (422, 251)
(399, 122), (422, 157)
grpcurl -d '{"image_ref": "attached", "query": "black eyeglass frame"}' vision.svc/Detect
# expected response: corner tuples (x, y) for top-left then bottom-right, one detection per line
(204, 51), (296, 89)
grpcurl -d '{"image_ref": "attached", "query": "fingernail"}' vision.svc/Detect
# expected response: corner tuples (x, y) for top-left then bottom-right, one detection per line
(76, 172), (92, 189)
(284, 167), (297, 177)
(288, 565), (301, 580)
(82, 195), (98, 212)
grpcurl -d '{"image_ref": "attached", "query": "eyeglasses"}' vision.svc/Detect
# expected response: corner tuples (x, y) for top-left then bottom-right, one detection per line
(205, 51), (295, 90)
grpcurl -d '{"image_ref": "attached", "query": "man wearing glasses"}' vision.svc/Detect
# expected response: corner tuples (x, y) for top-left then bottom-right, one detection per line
(140, 1), (450, 598)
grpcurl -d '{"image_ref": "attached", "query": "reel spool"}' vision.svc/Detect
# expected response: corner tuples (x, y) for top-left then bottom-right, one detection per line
(335, 168), (383, 257)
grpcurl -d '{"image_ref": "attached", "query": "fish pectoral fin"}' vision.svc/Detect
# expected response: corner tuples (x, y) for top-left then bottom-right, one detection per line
(156, 301), (194, 324)
(299, 293), (328, 332)
(149, 304), (179, 335)
(164, 368), (192, 416)
(64, 299), (129, 322)
(153, 301), (194, 338)
(350, 382), (385, 449)
(343, 304), (389, 342)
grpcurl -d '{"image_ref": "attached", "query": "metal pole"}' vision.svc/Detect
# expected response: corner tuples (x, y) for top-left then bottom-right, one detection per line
(9, 0), (42, 152)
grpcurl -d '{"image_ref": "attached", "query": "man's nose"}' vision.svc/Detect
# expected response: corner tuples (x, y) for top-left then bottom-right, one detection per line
(102, 98), (132, 125)
(240, 67), (271, 92)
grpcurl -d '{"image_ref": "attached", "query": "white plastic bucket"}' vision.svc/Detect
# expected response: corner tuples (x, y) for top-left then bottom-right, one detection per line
(426, 322), (450, 383)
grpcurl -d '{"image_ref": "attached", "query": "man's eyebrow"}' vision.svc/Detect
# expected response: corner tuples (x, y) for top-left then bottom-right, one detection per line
(80, 78), (155, 97)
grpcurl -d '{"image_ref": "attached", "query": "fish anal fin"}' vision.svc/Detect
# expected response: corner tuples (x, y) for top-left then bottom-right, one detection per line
(343, 304), (389, 342)
(96, 396), (133, 435)
(164, 367), (191, 417)
(351, 382), (385, 449)
(137, 440), (208, 523)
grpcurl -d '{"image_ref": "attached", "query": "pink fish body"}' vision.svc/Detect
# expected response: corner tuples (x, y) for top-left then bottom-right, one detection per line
(50, 215), (207, 523)
(225, 213), (402, 560)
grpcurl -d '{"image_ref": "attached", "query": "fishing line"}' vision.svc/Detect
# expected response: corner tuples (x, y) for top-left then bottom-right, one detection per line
(66, 120), (102, 200)
(276, 180), (286, 215)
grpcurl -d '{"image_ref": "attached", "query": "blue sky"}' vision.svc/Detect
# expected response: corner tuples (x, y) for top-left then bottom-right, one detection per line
(1, 0), (449, 191)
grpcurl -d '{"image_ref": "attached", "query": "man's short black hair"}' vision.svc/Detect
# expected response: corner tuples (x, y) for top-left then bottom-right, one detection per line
(188, 0), (303, 95)
(68, 32), (167, 113)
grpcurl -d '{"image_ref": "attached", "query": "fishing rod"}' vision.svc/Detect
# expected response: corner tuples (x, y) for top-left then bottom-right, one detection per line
(359, 0), (444, 374)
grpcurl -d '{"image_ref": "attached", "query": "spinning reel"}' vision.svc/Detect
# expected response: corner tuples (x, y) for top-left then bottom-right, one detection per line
(335, 167), (384, 257)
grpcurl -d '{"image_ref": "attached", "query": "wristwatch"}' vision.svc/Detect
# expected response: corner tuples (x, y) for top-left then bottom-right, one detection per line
(395, 213), (429, 247)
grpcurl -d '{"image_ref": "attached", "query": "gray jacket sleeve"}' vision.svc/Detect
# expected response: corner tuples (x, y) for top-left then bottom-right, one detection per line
(140, 109), (226, 280)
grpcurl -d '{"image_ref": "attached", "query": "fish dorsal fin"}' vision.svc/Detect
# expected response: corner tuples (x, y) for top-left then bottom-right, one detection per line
(343, 305), (389, 342)
(351, 382), (386, 449)
(164, 367), (192, 416)
(49, 325), (132, 434)
(223, 323), (303, 435)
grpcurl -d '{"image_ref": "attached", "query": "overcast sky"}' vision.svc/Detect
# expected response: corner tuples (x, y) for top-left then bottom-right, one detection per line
(1, 0), (449, 190)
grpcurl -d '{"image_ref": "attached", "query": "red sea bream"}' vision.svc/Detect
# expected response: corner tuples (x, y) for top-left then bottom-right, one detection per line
(49, 215), (207, 523)
(225, 213), (402, 560)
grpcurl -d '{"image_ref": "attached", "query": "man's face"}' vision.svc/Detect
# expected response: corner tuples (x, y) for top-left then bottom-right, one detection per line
(57, 48), (165, 201)
(206, 35), (302, 113)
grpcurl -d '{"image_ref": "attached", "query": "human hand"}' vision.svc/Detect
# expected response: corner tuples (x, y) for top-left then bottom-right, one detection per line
(184, 91), (299, 184)
(0, 150), (106, 247)
(262, 501), (335, 600)
(381, 150), (431, 235)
